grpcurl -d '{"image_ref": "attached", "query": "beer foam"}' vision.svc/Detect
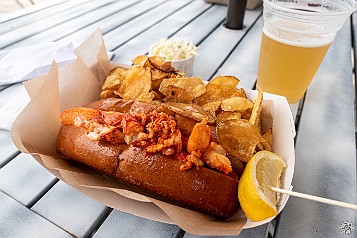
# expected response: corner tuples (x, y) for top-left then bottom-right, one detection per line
(263, 20), (334, 48)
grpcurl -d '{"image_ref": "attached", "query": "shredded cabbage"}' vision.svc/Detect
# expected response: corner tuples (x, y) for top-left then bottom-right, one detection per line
(149, 38), (198, 61)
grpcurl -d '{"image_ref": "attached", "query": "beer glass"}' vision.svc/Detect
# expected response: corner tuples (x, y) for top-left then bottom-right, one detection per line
(256, 0), (357, 103)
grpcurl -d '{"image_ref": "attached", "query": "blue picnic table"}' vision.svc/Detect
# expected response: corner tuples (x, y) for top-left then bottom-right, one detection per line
(0, 0), (356, 237)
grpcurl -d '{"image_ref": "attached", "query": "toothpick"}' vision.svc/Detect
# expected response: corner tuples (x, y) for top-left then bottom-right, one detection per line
(271, 187), (357, 211)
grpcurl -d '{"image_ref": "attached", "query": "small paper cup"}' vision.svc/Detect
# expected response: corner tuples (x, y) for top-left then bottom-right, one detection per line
(148, 49), (195, 77)
(170, 55), (195, 77)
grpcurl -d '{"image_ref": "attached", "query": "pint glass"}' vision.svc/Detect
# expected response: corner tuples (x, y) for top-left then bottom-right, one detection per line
(256, 0), (357, 103)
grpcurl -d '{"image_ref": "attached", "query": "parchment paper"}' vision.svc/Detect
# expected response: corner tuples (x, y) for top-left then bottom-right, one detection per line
(11, 29), (295, 236)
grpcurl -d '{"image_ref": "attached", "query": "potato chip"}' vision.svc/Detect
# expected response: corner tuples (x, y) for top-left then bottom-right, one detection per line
(233, 88), (247, 98)
(151, 78), (164, 90)
(116, 65), (152, 100)
(228, 155), (245, 176)
(175, 114), (197, 137)
(137, 92), (155, 103)
(159, 77), (206, 103)
(221, 97), (253, 112)
(149, 56), (177, 73)
(202, 101), (221, 117)
(217, 119), (263, 162)
(249, 90), (263, 126)
(216, 111), (241, 125)
(100, 89), (117, 99)
(162, 85), (195, 103)
(151, 68), (169, 81)
(261, 128), (273, 149)
(132, 55), (151, 67)
(164, 102), (215, 124)
(209, 75), (240, 89)
(195, 76), (244, 105)
(241, 112), (251, 120)
(102, 67), (128, 91)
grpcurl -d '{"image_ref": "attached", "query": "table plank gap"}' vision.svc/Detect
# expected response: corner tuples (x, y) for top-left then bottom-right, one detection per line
(8, 0), (141, 49)
(87, 208), (113, 238)
(32, 181), (110, 238)
(112, 0), (214, 64)
(0, 190), (74, 238)
(0, 0), (117, 50)
(91, 209), (181, 238)
(0, 150), (20, 169)
(0, 130), (20, 168)
(27, 179), (59, 208)
(171, 4), (227, 46)
(351, 14), (357, 137)
(0, 0), (69, 23)
(57, 0), (167, 44)
(207, 10), (263, 81)
(166, 3), (216, 40)
(213, 15), (263, 89)
(191, 7), (262, 80)
(109, 0), (194, 51)
(0, 153), (58, 207)
(275, 20), (356, 238)
(0, 0), (91, 35)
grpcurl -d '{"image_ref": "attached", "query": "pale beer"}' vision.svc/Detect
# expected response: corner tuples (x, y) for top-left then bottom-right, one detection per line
(257, 28), (332, 103)
(257, 0), (355, 103)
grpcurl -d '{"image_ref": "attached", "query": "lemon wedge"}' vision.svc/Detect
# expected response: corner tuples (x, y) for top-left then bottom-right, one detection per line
(238, 150), (287, 221)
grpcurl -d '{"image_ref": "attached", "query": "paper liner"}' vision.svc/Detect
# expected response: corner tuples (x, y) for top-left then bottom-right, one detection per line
(10, 29), (295, 235)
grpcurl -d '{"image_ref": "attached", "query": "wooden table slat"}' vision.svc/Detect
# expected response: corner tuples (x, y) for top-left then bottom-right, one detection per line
(192, 7), (262, 80)
(0, 130), (19, 168)
(171, 4), (227, 45)
(0, 153), (58, 207)
(214, 14), (263, 89)
(0, 0), (90, 35)
(92, 209), (181, 238)
(0, 1), (356, 237)
(112, 0), (214, 64)
(0, 191), (73, 238)
(0, 0), (117, 49)
(103, 0), (193, 51)
(32, 181), (110, 238)
(275, 21), (356, 238)
(57, 0), (167, 44)
(8, 0), (140, 49)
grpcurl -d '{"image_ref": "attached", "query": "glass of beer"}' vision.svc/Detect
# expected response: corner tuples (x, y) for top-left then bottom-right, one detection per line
(256, 0), (357, 103)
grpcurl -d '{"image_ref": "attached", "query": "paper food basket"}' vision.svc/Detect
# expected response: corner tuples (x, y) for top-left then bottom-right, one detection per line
(11, 29), (295, 236)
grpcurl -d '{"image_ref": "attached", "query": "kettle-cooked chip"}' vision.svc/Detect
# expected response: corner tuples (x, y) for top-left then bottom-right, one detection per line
(162, 85), (195, 103)
(102, 67), (128, 91)
(132, 55), (151, 67)
(149, 56), (177, 73)
(249, 90), (263, 127)
(164, 102), (215, 124)
(100, 89), (117, 99)
(159, 77), (206, 103)
(195, 76), (246, 105)
(136, 92), (155, 103)
(202, 101), (221, 117)
(116, 65), (152, 100)
(152, 68), (169, 80)
(209, 75), (240, 89)
(217, 119), (263, 162)
(261, 128), (273, 149)
(221, 97), (253, 112)
(216, 111), (241, 125)
(151, 78), (164, 90)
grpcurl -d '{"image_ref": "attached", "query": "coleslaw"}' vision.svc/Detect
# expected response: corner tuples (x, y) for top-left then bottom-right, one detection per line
(149, 38), (198, 61)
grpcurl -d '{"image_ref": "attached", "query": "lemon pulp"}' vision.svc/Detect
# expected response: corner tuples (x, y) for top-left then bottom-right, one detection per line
(238, 150), (287, 221)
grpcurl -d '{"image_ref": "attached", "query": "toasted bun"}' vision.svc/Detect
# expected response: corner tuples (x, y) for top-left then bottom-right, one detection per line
(56, 99), (239, 218)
